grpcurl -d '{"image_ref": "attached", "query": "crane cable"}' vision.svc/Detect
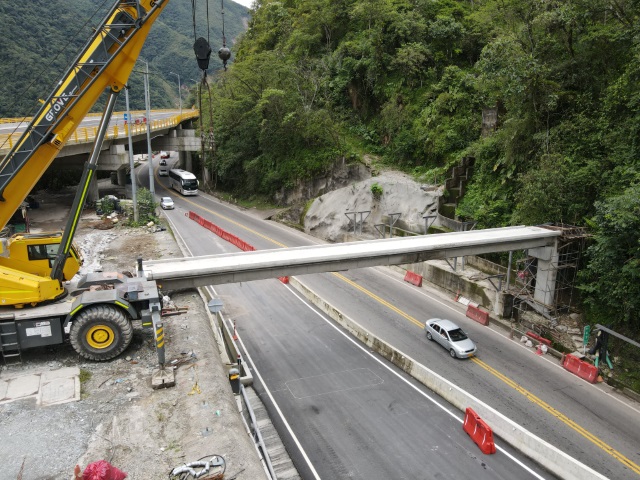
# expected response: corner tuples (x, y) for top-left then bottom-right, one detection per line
(219, 0), (231, 71)
(191, 0), (229, 192)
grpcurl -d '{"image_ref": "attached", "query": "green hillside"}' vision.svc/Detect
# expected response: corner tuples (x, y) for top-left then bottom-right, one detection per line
(197, 0), (640, 340)
(0, 0), (248, 117)
(2, 1), (638, 352)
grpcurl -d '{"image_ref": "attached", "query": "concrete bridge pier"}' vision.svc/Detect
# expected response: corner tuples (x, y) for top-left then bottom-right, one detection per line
(179, 150), (193, 172)
(116, 165), (128, 186)
(88, 175), (99, 204)
(529, 240), (559, 317)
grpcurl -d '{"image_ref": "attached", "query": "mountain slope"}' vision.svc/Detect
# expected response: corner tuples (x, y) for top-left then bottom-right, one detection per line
(0, 0), (248, 117)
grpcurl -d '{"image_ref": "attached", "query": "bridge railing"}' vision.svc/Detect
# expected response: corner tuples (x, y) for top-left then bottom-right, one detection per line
(0, 109), (199, 154)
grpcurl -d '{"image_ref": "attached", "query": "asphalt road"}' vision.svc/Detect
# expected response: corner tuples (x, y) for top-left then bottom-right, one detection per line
(151, 170), (640, 480)
(139, 159), (559, 479)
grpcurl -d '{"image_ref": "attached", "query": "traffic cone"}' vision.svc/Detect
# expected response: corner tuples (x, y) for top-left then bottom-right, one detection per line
(233, 319), (238, 341)
(536, 344), (543, 355)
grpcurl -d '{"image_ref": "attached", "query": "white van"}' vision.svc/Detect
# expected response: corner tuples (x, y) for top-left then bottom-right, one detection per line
(159, 166), (168, 176)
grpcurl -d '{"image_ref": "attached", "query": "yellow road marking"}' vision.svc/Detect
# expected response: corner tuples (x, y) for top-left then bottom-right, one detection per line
(156, 176), (287, 248)
(178, 186), (638, 474)
(471, 356), (640, 475)
(332, 272), (424, 328)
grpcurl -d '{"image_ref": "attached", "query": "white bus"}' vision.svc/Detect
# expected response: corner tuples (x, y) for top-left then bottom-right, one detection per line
(168, 169), (198, 196)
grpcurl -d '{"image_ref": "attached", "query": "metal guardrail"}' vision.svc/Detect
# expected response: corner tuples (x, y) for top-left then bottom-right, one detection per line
(239, 384), (277, 480)
(0, 109), (199, 154)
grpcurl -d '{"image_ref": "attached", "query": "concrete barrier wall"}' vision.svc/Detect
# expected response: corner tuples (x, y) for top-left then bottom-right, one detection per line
(289, 276), (607, 480)
(401, 261), (494, 307)
(466, 254), (507, 276)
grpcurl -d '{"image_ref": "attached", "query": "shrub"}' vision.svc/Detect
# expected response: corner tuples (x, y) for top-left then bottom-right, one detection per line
(371, 182), (383, 200)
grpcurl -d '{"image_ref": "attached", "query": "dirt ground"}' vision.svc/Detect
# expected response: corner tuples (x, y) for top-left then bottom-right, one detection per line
(0, 203), (265, 480)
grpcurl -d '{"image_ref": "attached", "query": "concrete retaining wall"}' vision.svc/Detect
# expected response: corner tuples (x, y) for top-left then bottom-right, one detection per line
(466, 255), (507, 276)
(289, 276), (607, 480)
(400, 260), (495, 308)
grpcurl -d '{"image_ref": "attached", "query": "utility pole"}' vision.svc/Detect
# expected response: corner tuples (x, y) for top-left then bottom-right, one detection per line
(169, 72), (182, 116)
(144, 61), (155, 196)
(124, 85), (139, 222)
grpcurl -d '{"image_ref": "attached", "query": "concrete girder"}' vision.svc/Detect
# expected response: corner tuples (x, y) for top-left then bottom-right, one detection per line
(143, 226), (560, 291)
(50, 128), (199, 173)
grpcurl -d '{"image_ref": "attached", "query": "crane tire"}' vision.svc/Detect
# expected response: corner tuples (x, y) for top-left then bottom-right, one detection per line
(70, 305), (133, 361)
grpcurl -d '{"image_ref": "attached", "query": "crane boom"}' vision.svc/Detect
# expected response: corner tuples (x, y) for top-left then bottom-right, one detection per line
(0, 0), (169, 232)
(0, 0), (172, 306)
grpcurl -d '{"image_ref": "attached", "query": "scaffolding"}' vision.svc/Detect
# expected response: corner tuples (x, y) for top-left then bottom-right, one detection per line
(510, 224), (589, 325)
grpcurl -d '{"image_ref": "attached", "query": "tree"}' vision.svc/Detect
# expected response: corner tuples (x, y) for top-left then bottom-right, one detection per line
(579, 183), (640, 331)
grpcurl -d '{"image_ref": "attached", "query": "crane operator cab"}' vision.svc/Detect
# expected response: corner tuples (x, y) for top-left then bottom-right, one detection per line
(0, 232), (83, 305)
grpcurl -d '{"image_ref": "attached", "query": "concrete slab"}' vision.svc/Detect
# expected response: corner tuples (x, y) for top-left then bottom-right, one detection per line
(0, 379), (8, 400)
(0, 367), (80, 407)
(41, 366), (80, 382)
(39, 376), (80, 406)
(6, 374), (40, 400)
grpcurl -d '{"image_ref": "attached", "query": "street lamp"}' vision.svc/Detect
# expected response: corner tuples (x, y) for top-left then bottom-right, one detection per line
(144, 61), (154, 196)
(169, 71), (182, 116)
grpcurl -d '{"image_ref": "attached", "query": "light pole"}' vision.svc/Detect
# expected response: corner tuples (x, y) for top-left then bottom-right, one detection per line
(143, 61), (155, 196)
(124, 85), (139, 222)
(169, 72), (182, 116)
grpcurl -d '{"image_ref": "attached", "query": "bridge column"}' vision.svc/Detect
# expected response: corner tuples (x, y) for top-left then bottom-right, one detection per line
(180, 150), (193, 172)
(88, 173), (99, 203)
(98, 144), (128, 172)
(116, 166), (128, 186)
(529, 240), (559, 316)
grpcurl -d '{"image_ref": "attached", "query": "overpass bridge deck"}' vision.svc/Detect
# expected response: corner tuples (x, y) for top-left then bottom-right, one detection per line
(0, 109), (199, 155)
(142, 225), (560, 290)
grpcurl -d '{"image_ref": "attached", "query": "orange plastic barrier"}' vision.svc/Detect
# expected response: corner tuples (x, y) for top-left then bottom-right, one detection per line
(562, 354), (599, 383)
(466, 304), (489, 326)
(188, 211), (256, 252)
(526, 331), (552, 346)
(403, 270), (423, 287)
(463, 407), (496, 454)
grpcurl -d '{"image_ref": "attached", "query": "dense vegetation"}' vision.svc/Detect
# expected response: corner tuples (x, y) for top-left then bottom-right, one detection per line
(0, 0), (248, 117)
(197, 0), (640, 340)
(2, 2), (638, 355)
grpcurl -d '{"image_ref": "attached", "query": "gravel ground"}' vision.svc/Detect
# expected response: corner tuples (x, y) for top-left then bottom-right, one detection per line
(0, 206), (265, 480)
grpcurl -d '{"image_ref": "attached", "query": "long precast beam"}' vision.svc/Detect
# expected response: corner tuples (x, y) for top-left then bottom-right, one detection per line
(143, 226), (560, 290)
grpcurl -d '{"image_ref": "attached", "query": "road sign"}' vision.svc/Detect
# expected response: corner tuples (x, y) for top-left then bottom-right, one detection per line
(583, 325), (591, 345)
(123, 113), (129, 122)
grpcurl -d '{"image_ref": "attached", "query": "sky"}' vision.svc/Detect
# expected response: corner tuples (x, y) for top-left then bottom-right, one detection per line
(232, 0), (254, 8)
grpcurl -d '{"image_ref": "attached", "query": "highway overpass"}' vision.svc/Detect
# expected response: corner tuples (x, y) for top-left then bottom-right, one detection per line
(0, 109), (200, 197)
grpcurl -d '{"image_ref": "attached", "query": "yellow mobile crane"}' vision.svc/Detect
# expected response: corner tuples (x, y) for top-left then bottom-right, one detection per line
(0, 0), (170, 306)
(0, 0), (213, 365)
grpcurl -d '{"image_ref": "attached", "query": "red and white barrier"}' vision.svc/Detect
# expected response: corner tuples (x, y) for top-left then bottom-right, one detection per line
(403, 270), (423, 287)
(463, 407), (496, 454)
(527, 331), (552, 346)
(562, 354), (599, 383)
(466, 304), (489, 326)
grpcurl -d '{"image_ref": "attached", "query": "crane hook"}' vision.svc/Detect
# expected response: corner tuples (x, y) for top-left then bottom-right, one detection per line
(218, 47), (231, 70)
(194, 37), (212, 72)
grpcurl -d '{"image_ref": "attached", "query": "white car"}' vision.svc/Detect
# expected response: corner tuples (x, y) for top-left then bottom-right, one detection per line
(425, 318), (477, 358)
(160, 197), (174, 210)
